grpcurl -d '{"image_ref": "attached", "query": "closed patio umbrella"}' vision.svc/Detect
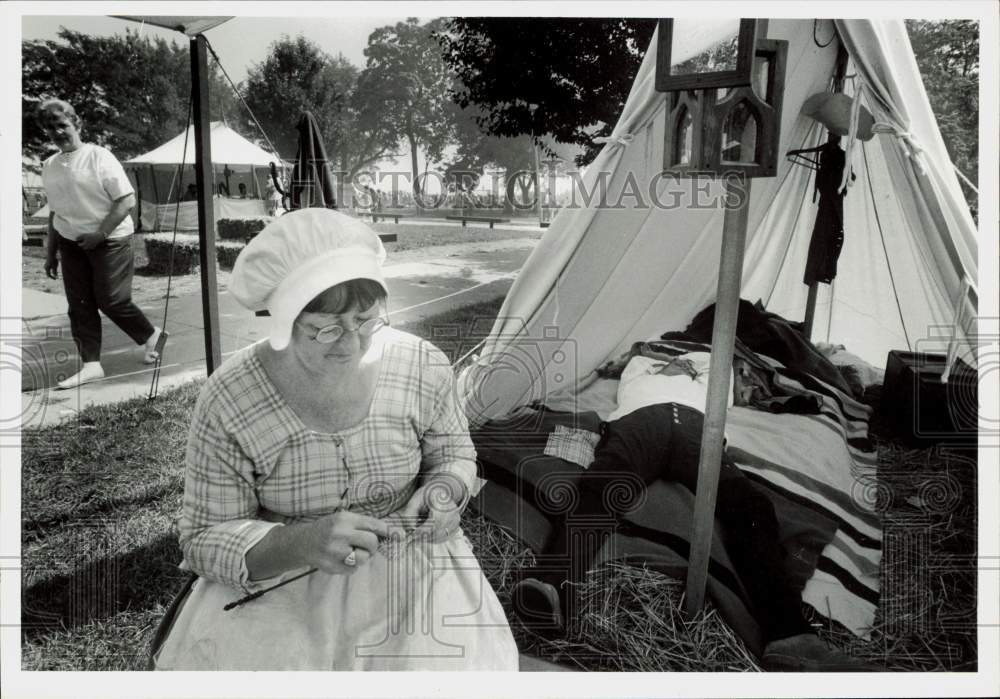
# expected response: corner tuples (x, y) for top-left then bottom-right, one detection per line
(289, 111), (337, 210)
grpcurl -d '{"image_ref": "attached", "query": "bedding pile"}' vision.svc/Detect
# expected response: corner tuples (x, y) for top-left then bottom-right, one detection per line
(469, 305), (881, 652)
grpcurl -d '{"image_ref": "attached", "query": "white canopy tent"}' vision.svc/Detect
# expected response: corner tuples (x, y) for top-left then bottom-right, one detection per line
(459, 18), (978, 426)
(125, 121), (285, 230)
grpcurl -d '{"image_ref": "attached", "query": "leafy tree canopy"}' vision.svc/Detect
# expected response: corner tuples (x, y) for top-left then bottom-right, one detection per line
(22, 27), (238, 167)
(356, 18), (457, 195)
(243, 36), (357, 166)
(905, 19), (979, 218)
(439, 18), (657, 166)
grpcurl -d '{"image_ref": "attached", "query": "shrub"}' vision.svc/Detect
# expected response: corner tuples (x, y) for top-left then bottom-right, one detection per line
(216, 242), (244, 270)
(217, 217), (271, 241)
(144, 234), (199, 275)
(143, 233), (245, 275)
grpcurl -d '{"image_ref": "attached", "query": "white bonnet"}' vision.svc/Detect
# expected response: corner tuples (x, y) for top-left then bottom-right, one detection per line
(230, 208), (387, 350)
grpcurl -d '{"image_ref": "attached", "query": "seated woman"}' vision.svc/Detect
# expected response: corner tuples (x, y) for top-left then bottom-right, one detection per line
(154, 209), (518, 670)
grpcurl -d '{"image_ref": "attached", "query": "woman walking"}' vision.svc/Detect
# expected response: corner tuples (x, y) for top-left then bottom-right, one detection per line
(39, 98), (163, 389)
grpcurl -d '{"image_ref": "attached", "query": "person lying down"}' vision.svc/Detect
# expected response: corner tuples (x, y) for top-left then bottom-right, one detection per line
(511, 351), (877, 672)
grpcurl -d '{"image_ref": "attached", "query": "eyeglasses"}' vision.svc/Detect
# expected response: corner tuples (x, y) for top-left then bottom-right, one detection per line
(296, 316), (388, 344)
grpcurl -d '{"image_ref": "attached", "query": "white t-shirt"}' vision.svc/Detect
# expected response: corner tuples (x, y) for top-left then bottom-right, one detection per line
(42, 143), (135, 240)
(608, 353), (734, 422)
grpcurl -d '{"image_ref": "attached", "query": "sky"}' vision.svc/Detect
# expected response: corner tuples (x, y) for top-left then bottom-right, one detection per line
(17, 9), (587, 188)
(19, 10), (450, 183)
(20, 14), (410, 82)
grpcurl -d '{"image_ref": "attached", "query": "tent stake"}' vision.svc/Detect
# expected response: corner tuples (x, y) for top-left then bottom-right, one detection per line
(684, 174), (752, 617)
(191, 33), (223, 375)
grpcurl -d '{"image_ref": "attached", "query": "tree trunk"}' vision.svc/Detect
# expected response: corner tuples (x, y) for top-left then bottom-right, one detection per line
(408, 134), (421, 199)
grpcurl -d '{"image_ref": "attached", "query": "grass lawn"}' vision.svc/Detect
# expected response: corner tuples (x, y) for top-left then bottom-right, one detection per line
(20, 297), (977, 672)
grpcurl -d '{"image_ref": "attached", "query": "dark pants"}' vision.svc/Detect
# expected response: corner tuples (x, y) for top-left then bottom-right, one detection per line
(58, 236), (155, 362)
(539, 402), (812, 642)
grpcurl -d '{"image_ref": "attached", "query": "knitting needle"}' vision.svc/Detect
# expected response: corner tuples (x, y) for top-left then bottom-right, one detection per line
(223, 486), (351, 612)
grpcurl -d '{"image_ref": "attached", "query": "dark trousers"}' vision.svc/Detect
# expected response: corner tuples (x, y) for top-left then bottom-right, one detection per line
(58, 236), (155, 362)
(539, 402), (812, 642)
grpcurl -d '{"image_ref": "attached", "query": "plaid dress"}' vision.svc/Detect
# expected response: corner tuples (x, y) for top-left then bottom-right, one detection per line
(155, 329), (518, 670)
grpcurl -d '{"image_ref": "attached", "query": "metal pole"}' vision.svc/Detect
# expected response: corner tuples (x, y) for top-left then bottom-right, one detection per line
(684, 174), (752, 616)
(191, 34), (222, 375)
(533, 139), (541, 224)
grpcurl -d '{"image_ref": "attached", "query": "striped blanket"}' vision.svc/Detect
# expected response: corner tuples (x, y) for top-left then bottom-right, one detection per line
(726, 380), (881, 637)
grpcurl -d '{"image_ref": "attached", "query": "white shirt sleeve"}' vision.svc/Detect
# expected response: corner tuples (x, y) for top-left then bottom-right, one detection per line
(96, 146), (134, 201)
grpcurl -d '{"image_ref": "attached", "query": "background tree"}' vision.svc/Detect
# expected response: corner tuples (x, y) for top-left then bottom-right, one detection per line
(356, 18), (457, 197)
(439, 18), (657, 167)
(442, 103), (582, 213)
(240, 35), (398, 180)
(905, 19), (979, 219)
(22, 28), (238, 167)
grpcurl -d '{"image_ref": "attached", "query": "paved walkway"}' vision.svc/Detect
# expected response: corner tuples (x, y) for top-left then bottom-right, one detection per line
(20, 237), (537, 429)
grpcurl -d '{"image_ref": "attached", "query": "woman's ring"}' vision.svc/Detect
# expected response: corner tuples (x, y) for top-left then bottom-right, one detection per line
(343, 548), (357, 567)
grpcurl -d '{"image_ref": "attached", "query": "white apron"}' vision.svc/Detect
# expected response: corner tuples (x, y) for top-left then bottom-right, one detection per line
(154, 532), (518, 671)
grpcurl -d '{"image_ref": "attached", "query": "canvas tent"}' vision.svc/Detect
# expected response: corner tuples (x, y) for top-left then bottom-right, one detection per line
(125, 121), (284, 230)
(460, 18), (977, 424)
(458, 19), (978, 646)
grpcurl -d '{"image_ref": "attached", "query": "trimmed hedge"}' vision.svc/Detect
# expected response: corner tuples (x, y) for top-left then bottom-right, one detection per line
(216, 244), (243, 270)
(143, 233), (246, 275)
(144, 234), (199, 275)
(217, 217), (271, 241)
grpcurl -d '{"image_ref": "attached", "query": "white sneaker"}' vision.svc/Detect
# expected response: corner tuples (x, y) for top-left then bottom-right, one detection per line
(143, 327), (168, 364)
(56, 362), (105, 390)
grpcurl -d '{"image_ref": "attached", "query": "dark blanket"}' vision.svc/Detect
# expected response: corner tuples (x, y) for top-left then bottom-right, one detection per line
(471, 407), (840, 656)
(675, 299), (853, 395)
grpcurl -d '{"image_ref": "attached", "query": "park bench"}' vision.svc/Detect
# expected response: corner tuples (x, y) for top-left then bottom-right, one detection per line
(371, 211), (409, 224)
(445, 214), (511, 229)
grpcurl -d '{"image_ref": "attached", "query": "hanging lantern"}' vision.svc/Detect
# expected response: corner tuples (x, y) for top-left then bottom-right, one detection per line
(657, 19), (788, 178)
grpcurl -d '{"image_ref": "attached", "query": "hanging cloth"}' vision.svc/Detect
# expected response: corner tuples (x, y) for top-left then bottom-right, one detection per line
(803, 141), (849, 285)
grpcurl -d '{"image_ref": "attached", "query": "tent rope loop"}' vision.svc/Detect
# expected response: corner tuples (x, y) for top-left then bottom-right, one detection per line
(871, 123), (928, 175)
(593, 133), (634, 148)
(840, 76), (938, 194)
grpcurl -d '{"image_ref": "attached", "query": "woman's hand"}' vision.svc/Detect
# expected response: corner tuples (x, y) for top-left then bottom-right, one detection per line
(400, 474), (468, 544)
(297, 510), (388, 575)
(44, 253), (59, 279)
(76, 231), (106, 251)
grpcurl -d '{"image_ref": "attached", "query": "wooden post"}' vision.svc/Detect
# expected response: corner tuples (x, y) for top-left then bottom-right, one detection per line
(684, 174), (752, 616)
(191, 34), (222, 375)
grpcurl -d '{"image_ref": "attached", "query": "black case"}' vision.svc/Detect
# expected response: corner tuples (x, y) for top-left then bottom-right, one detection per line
(881, 351), (978, 446)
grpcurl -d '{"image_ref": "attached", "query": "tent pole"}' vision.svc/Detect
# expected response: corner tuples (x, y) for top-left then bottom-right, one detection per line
(134, 173), (143, 232)
(684, 174), (752, 617)
(191, 33), (223, 375)
(803, 282), (819, 338)
(149, 163), (160, 203)
(149, 164), (161, 231)
(802, 41), (849, 338)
